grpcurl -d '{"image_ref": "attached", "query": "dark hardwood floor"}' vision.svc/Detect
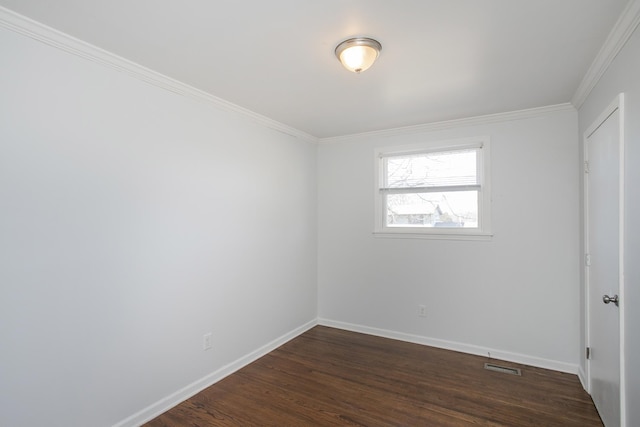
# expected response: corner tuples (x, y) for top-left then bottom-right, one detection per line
(145, 326), (602, 426)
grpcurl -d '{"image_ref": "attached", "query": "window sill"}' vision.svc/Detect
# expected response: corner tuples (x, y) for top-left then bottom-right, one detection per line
(373, 230), (493, 241)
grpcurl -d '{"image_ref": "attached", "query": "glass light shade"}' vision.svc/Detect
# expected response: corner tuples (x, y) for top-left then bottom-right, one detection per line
(335, 38), (381, 73)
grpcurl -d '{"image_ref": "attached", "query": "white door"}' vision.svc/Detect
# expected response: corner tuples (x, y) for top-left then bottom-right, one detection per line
(585, 95), (624, 427)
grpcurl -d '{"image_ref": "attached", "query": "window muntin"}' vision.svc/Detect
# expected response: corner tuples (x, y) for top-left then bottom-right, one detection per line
(375, 139), (490, 238)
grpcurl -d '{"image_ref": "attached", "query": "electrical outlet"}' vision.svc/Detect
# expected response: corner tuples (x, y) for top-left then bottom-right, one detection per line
(202, 333), (213, 351)
(418, 305), (427, 317)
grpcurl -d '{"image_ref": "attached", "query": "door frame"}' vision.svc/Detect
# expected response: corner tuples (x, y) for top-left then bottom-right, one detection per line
(583, 93), (626, 426)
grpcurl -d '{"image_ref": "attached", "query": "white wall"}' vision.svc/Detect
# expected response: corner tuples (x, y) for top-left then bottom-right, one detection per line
(577, 25), (640, 426)
(0, 27), (317, 427)
(318, 108), (580, 369)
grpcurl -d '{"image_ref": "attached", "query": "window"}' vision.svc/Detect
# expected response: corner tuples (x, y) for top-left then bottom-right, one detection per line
(374, 137), (491, 239)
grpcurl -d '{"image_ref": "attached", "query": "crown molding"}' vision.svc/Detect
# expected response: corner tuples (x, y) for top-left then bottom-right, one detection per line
(319, 103), (576, 144)
(572, 0), (640, 109)
(0, 6), (318, 143)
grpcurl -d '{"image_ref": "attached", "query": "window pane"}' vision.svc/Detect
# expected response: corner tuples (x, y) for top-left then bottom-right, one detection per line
(385, 149), (477, 188)
(386, 191), (478, 228)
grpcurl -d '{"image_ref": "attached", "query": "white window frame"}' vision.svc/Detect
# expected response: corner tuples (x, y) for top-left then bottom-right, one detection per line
(373, 136), (492, 240)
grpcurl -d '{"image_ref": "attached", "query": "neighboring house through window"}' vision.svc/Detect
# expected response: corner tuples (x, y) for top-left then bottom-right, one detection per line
(374, 137), (491, 240)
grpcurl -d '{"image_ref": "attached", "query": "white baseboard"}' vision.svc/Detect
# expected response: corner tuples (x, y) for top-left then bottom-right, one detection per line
(113, 319), (318, 427)
(578, 365), (589, 392)
(318, 318), (579, 375)
(115, 317), (581, 426)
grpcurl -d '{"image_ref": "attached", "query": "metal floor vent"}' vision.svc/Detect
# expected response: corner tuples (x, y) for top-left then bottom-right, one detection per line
(484, 363), (522, 376)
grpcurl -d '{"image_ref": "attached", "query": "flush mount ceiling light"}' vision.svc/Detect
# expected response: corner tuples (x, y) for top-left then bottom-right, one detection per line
(335, 37), (382, 73)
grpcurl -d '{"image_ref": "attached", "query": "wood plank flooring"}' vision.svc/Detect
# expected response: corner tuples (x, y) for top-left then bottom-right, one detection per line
(145, 326), (602, 426)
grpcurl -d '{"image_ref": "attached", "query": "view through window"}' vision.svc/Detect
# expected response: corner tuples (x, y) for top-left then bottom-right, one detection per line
(375, 138), (490, 237)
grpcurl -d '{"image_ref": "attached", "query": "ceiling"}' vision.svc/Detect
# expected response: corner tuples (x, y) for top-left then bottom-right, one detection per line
(0, 0), (630, 138)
